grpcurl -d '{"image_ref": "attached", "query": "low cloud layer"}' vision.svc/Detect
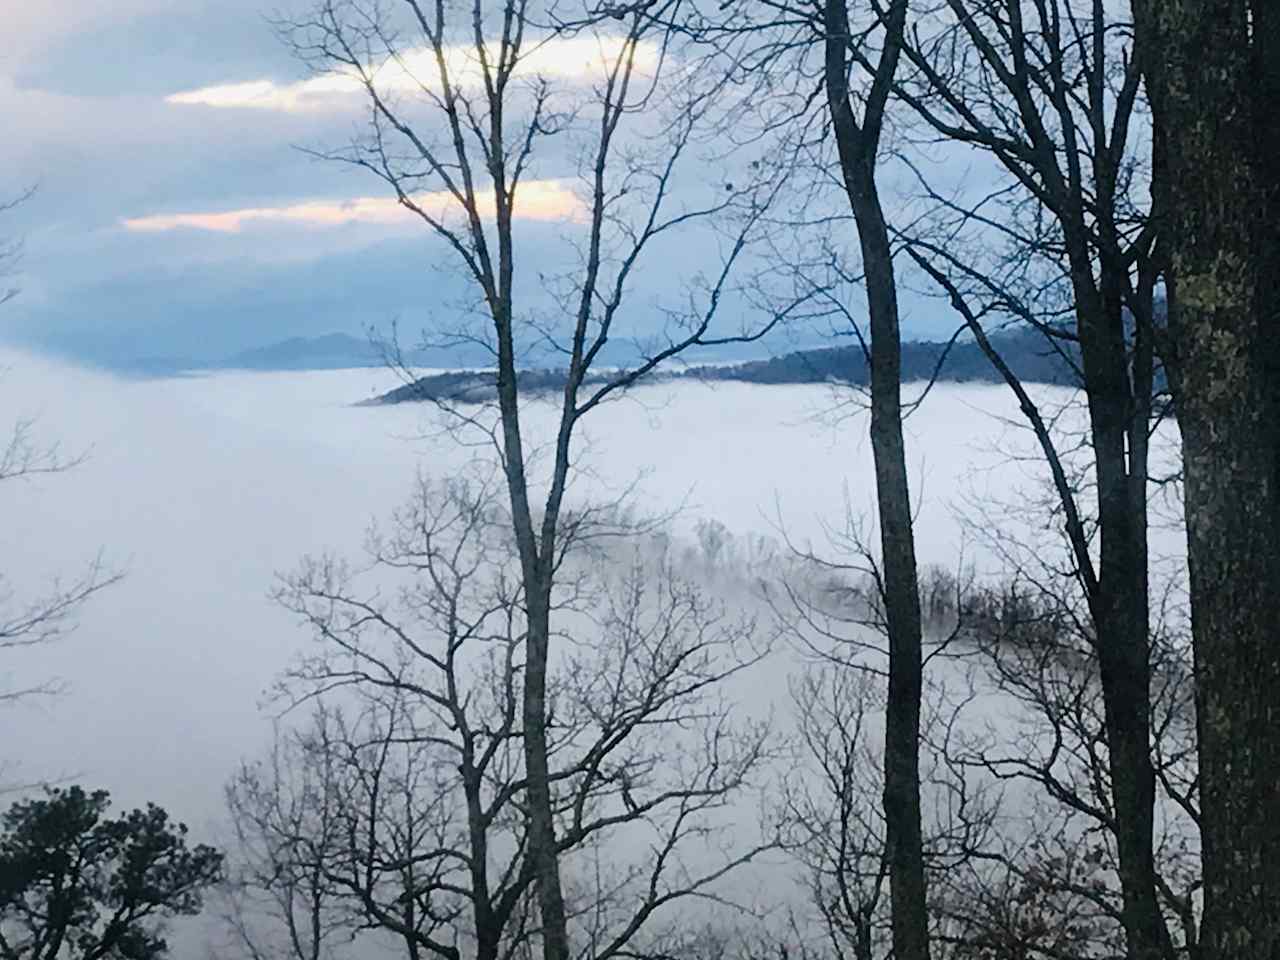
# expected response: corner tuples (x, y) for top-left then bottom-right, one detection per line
(2, 358), (1059, 817)
(122, 180), (587, 233)
(167, 35), (659, 112)
(0, 358), (1186, 955)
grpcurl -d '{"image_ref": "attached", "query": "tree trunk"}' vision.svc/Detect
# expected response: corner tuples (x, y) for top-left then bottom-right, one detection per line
(862, 182), (931, 960)
(1070, 264), (1169, 960)
(522, 583), (572, 960)
(1133, 0), (1280, 954)
(824, 3), (930, 953)
(492, 301), (572, 960)
(463, 762), (500, 960)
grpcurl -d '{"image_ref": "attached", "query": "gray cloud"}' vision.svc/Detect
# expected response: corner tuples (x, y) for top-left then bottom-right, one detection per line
(13, 0), (291, 99)
(3, 1), (965, 372)
(5, 211), (958, 371)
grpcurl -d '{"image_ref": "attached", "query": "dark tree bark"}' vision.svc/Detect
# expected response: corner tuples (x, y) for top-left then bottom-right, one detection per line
(1131, 1), (1280, 954)
(822, 2), (930, 957)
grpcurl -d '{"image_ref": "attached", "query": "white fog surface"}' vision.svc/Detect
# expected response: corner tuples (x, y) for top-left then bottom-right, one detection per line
(0, 349), (1187, 954)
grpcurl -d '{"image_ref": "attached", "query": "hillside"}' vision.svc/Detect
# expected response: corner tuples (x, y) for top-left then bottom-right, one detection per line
(226, 333), (386, 370)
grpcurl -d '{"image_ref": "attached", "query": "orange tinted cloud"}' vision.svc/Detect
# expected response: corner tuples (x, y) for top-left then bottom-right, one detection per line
(122, 181), (586, 233)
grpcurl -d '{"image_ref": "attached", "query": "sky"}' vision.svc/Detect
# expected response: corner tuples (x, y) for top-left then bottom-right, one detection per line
(0, 0), (959, 372)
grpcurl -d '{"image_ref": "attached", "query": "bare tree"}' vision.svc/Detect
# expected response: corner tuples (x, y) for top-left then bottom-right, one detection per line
(0, 188), (119, 718)
(0, 187), (35, 308)
(782, 666), (899, 960)
(760, 480), (1199, 960)
(673, 0), (1171, 948)
(842, 2), (1174, 956)
(273, 5), (801, 955)
(221, 715), (356, 960)
(811, 6), (938, 958)
(675, 0), (933, 953)
(229, 474), (779, 960)
(0, 553), (115, 708)
(940, 570), (1200, 960)
(667, 0), (1178, 954)
(777, 573), (1201, 960)
(755, 506), (999, 960)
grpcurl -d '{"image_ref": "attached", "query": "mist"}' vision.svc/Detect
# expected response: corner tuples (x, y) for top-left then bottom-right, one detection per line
(0, 351), (1187, 956)
(3, 348), (1185, 790)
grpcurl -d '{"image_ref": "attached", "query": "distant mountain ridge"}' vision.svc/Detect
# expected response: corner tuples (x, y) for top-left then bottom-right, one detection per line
(681, 326), (1078, 388)
(366, 326), (1082, 406)
(118, 326), (1081, 388)
(226, 333), (388, 370)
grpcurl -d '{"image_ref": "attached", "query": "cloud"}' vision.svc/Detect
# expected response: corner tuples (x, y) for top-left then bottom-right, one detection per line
(165, 76), (357, 112)
(166, 35), (658, 112)
(0, 351), (1077, 955)
(10, 0), (287, 99)
(8, 222), (601, 367)
(121, 180), (587, 233)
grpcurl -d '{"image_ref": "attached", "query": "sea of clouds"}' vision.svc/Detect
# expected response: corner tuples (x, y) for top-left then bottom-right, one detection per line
(0, 349), (1188, 954)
